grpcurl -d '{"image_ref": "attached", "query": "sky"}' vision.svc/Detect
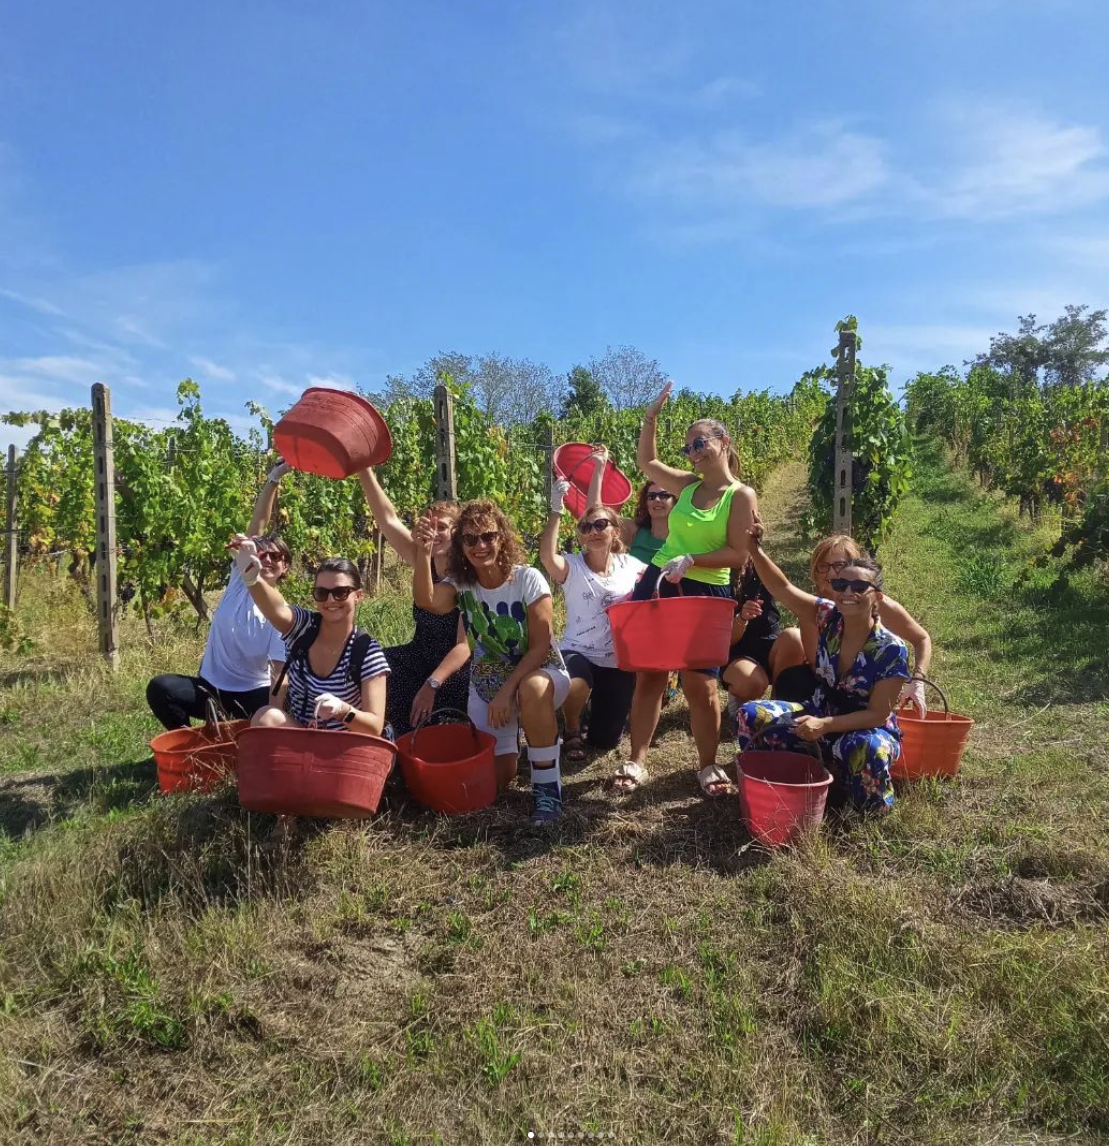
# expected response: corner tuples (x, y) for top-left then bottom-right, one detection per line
(3, 0), (1108, 450)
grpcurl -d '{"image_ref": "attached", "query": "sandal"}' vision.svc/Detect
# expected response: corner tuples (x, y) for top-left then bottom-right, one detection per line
(697, 764), (734, 799)
(564, 734), (587, 763)
(612, 761), (648, 792)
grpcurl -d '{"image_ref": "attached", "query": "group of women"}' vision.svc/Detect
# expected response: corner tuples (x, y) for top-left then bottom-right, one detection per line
(147, 381), (933, 825)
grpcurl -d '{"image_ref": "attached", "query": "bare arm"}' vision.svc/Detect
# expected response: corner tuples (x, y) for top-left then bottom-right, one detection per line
(341, 674), (386, 737)
(687, 485), (757, 571)
(357, 467), (416, 567)
(539, 510), (570, 584)
(815, 676), (904, 735)
(637, 382), (697, 495)
(244, 578), (296, 634)
(410, 618), (472, 727)
(747, 537), (820, 623)
(247, 463), (288, 536)
(499, 595), (558, 697)
(412, 517), (458, 614)
(879, 597), (932, 677)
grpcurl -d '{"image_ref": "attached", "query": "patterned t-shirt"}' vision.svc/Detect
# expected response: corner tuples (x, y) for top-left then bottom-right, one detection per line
(281, 605), (390, 730)
(451, 566), (567, 701)
(558, 552), (645, 668)
(811, 597), (909, 736)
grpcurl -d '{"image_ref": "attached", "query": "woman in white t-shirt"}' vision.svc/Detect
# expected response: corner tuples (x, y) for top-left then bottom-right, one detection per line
(146, 463), (291, 729)
(540, 485), (645, 761)
(414, 499), (571, 826)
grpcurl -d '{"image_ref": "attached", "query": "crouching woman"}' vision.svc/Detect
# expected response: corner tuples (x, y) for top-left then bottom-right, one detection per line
(230, 538), (390, 735)
(734, 534), (909, 814)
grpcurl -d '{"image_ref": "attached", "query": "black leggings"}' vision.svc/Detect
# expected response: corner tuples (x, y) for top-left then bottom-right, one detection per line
(564, 652), (636, 751)
(146, 674), (272, 730)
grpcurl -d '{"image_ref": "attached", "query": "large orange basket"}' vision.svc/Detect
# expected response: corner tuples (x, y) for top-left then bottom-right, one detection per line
(552, 442), (633, 518)
(396, 708), (498, 815)
(606, 584), (734, 672)
(736, 723), (832, 848)
(891, 679), (974, 782)
(236, 725), (397, 818)
(274, 387), (392, 479)
(150, 713), (249, 794)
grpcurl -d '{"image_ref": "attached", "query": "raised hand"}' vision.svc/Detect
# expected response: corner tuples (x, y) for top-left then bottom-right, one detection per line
(646, 381), (673, 419)
(413, 513), (438, 555)
(550, 478), (572, 514)
(233, 537), (262, 586)
(267, 459), (291, 485)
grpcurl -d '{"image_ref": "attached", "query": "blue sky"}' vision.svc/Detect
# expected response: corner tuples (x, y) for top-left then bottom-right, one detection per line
(3, 0), (1108, 450)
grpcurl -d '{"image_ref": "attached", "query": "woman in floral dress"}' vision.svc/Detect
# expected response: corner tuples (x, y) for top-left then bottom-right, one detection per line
(734, 534), (909, 813)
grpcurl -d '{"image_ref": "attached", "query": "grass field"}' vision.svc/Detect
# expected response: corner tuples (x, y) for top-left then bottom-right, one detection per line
(2, 443), (1108, 1146)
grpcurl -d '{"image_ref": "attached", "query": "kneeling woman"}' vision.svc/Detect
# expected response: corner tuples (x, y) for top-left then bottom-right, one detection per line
(414, 500), (571, 825)
(540, 483), (645, 761)
(231, 539), (390, 735)
(735, 538), (909, 814)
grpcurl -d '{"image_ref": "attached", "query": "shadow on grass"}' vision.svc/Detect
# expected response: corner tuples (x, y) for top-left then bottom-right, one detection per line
(0, 757), (158, 840)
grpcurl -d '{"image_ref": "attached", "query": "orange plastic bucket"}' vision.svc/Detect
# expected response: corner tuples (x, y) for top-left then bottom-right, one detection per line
(552, 442), (633, 518)
(397, 709), (498, 814)
(891, 679), (973, 782)
(274, 387), (393, 479)
(606, 584), (734, 671)
(737, 730), (832, 847)
(150, 719), (249, 793)
(236, 725), (397, 818)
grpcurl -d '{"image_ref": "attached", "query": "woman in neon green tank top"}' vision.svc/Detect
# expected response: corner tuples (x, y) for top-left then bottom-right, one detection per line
(612, 381), (759, 799)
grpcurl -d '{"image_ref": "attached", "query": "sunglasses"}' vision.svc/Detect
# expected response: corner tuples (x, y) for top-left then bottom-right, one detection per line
(462, 530), (499, 548)
(257, 550), (284, 564)
(577, 519), (613, 534)
(646, 491), (674, 502)
(829, 577), (876, 594)
(816, 560), (848, 575)
(312, 585), (357, 602)
(680, 436), (718, 457)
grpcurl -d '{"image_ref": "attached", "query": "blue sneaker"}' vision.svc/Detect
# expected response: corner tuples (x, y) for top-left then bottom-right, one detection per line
(530, 782), (562, 825)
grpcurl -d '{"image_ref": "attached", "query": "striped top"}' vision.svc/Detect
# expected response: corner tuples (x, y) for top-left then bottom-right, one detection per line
(281, 606), (390, 730)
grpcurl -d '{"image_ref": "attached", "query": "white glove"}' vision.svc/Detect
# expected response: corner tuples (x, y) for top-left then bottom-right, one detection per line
(661, 554), (695, 583)
(234, 537), (262, 586)
(313, 692), (350, 721)
(267, 460), (290, 484)
(550, 478), (571, 514)
(899, 678), (927, 714)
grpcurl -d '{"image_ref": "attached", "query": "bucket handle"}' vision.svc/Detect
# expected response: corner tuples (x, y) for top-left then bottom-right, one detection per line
(411, 706), (483, 754)
(896, 677), (952, 720)
(737, 715), (824, 765)
(198, 689), (235, 740)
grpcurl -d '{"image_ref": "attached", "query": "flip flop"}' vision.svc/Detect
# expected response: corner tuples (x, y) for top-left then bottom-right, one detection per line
(612, 761), (648, 792)
(697, 764), (734, 799)
(564, 734), (587, 763)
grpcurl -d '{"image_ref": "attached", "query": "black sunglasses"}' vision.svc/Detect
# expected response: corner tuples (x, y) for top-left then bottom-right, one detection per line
(312, 585), (357, 602)
(647, 491), (674, 502)
(829, 577), (876, 594)
(462, 530), (499, 548)
(680, 435), (718, 457)
(577, 518), (613, 534)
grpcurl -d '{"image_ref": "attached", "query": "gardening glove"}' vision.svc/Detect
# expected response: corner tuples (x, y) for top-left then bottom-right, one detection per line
(550, 478), (571, 514)
(313, 693), (350, 722)
(233, 538), (262, 586)
(899, 678), (927, 714)
(266, 459), (290, 485)
(661, 554), (695, 583)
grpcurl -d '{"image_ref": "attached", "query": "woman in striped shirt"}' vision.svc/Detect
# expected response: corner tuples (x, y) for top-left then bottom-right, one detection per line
(231, 539), (390, 735)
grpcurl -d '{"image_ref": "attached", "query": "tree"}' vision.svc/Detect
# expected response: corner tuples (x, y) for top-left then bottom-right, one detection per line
(969, 306), (1109, 391)
(589, 345), (668, 410)
(374, 351), (564, 424)
(560, 365), (609, 419)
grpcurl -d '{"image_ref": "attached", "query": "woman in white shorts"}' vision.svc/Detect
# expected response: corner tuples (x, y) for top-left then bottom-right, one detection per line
(413, 499), (570, 826)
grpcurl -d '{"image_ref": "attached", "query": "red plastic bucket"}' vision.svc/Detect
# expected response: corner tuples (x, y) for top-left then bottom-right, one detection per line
(236, 725), (397, 818)
(396, 709), (498, 814)
(274, 387), (393, 479)
(737, 742), (832, 848)
(891, 679), (973, 782)
(151, 719), (249, 794)
(553, 443), (633, 518)
(606, 586), (734, 671)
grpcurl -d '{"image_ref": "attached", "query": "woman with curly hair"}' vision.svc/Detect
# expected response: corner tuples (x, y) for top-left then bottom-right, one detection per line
(414, 499), (571, 825)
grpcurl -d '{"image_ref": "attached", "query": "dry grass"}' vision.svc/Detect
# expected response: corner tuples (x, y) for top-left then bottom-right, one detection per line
(2, 450), (1108, 1145)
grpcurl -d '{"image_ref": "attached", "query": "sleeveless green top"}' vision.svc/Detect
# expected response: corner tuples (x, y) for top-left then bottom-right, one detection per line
(629, 526), (665, 564)
(652, 481), (740, 586)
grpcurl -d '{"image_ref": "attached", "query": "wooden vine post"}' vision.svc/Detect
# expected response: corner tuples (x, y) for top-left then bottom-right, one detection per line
(542, 422), (555, 507)
(4, 445), (18, 610)
(833, 326), (857, 537)
(91, 383), (120, 670)
(433, 383), (457, 501)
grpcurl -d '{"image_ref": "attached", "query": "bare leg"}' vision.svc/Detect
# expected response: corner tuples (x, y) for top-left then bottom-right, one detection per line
(770, 627), (805, 682)
(562, 677), (590, 737)
(628, 670), (669, 766)
(251, 705), (291, 728)
(723, 659), (770, 702)
(680, 670), (722, 769)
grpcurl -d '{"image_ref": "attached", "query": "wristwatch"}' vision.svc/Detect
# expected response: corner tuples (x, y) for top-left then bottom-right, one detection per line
(342, 706), (357, 724)
(427, 677), (441, 692)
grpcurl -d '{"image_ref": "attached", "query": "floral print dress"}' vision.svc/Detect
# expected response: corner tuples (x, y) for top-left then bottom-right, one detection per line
(735, 597), (909, 813)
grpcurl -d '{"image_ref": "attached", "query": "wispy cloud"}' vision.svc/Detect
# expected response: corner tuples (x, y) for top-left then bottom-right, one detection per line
(189, 355), (237, 383)
(0, 287), (66, 316)
(10, 355), (111, 385)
